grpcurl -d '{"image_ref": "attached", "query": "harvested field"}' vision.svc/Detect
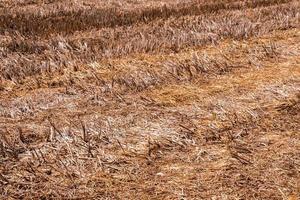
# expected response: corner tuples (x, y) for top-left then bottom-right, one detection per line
(0, 0), (299, 199)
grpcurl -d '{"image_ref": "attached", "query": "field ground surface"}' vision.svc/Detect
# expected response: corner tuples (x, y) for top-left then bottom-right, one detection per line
(0, 0), (299, 199)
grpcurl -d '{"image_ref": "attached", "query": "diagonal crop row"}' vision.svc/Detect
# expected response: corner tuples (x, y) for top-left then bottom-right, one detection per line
(0, 0), (292, 36)
(1, 2), (299, 84)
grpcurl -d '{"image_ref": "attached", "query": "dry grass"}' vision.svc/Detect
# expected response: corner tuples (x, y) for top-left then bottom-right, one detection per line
(0, 0), (300, 199)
